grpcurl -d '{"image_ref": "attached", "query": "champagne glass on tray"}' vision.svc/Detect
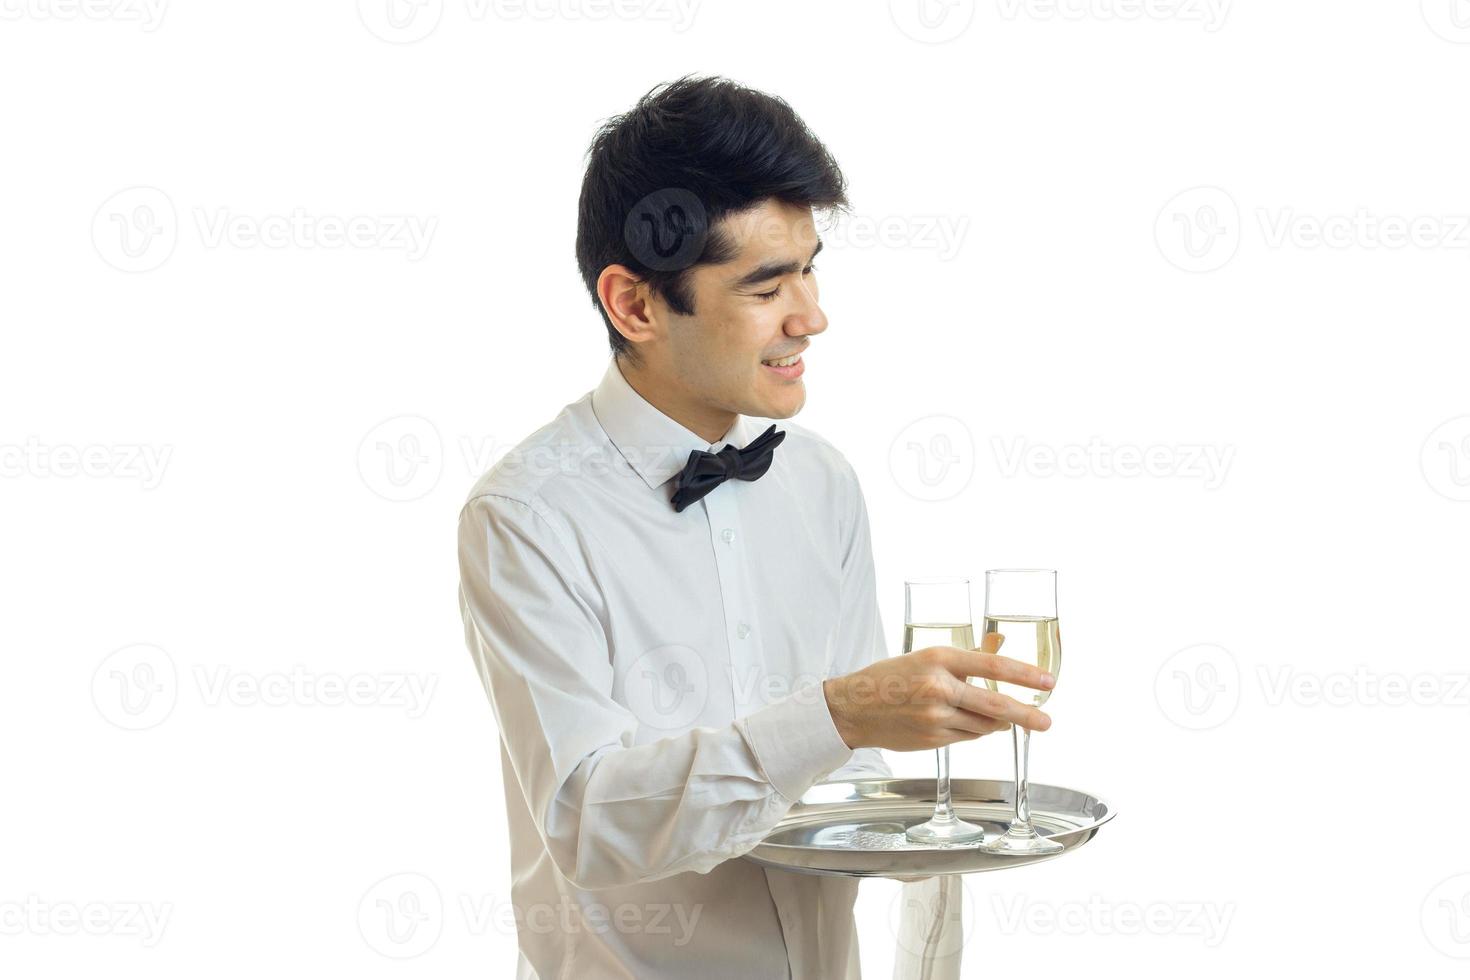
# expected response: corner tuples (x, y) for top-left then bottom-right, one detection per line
(902, 576), (987, 845)
(979, 568), (1063, 856)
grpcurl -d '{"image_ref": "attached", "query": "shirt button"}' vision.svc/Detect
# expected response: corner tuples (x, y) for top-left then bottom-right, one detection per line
(736, 623), (751, 639)
(721, 528), (736, 544)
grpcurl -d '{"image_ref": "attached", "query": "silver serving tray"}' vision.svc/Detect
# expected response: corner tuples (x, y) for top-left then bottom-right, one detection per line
(744, 778), (1114, 880)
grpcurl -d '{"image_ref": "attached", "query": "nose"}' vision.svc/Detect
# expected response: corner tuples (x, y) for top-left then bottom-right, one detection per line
(786, 277), (828, 338)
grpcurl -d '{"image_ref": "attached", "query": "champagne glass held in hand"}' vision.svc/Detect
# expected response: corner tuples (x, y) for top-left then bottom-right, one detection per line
(980, 568), (1064, 856)
(902, 576), (987, 845)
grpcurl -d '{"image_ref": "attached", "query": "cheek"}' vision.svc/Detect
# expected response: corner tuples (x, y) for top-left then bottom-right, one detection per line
(743, 303), (786, 346)
(675, 313), (751, 384)
(708, 305), (769, 360)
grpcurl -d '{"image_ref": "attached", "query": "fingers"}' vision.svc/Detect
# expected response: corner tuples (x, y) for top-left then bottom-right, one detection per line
(944, 708), (1013, 736)
(953, 683), (1052, 731)
(947, 638), (1056, 692)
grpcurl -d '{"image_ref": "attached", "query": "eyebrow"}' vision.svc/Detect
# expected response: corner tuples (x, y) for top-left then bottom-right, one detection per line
(727, 239), (824, 290)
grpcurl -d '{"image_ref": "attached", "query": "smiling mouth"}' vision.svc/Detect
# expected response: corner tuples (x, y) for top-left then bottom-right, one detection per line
(760, 352), (806, 381)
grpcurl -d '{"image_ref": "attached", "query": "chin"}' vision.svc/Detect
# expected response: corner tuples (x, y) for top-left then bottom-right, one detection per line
(761, 388), (806, 420)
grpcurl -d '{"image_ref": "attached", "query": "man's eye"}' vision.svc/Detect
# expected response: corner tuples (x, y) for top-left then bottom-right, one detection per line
(755, 286), (781, 301)
(803, 263), (816, 275)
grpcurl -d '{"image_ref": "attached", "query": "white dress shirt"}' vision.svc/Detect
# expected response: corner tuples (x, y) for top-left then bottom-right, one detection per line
(457, 357), (899, 979)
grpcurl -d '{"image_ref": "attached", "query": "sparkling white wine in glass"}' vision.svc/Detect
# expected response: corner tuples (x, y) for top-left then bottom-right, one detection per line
(902, 577), (987, 845)
(980, 569), (1064, 856)
(981, 616), (1060, 707)
(903, 623), (975, 659)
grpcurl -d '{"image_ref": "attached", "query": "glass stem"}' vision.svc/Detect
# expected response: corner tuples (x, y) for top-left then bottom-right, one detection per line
(1010, 725), (1035, 835)
(933, 746), (955, 822)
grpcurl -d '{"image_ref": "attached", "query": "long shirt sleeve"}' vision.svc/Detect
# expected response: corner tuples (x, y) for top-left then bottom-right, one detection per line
(824, 460), (894, 784)
(458, 491), (858, 891)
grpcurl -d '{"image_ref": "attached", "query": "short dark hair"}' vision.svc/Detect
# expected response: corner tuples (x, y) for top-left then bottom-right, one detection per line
(575, 75), (849, 362)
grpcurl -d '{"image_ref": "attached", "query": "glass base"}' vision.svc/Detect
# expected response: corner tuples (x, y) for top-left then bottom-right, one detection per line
(905, 814), (987, 845)
(978, 823), (1064, 856)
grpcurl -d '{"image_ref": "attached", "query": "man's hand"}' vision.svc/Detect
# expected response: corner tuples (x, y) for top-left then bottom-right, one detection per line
(822, 633), (1055, 751)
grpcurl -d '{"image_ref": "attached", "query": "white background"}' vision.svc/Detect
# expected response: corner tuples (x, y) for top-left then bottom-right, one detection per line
(4, 0), (1470, 976)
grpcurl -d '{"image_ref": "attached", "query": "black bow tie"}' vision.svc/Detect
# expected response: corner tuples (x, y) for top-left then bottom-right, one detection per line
(670, 424), (786, 513)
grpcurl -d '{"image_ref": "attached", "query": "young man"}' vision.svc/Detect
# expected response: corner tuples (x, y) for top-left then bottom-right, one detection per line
(457, 76), (1055, 979)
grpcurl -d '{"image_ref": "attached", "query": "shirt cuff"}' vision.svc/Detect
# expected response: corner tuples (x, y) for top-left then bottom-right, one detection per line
(737, 681), (855, 802)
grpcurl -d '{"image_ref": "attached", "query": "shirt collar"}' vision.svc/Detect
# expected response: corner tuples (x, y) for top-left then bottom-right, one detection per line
(591, 358), (753, 491)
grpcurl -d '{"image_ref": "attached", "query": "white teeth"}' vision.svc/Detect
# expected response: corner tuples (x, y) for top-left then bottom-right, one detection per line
(763, 354), (801, 367)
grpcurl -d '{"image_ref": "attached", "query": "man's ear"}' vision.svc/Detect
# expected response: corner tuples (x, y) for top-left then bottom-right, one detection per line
(598, 264), (661, 350)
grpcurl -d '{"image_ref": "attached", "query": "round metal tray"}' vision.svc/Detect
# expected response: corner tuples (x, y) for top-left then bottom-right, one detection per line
(744, 777), (1114, 880)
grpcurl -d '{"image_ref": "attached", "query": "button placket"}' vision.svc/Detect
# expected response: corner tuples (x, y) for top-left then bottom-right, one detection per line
(701, 491), (763, 713)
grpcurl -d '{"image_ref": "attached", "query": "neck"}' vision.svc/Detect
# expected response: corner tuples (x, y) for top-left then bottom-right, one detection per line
(616, 356), (738, 445)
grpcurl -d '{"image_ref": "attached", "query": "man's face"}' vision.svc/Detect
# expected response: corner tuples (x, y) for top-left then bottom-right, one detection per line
(652, 199), (828, 422)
